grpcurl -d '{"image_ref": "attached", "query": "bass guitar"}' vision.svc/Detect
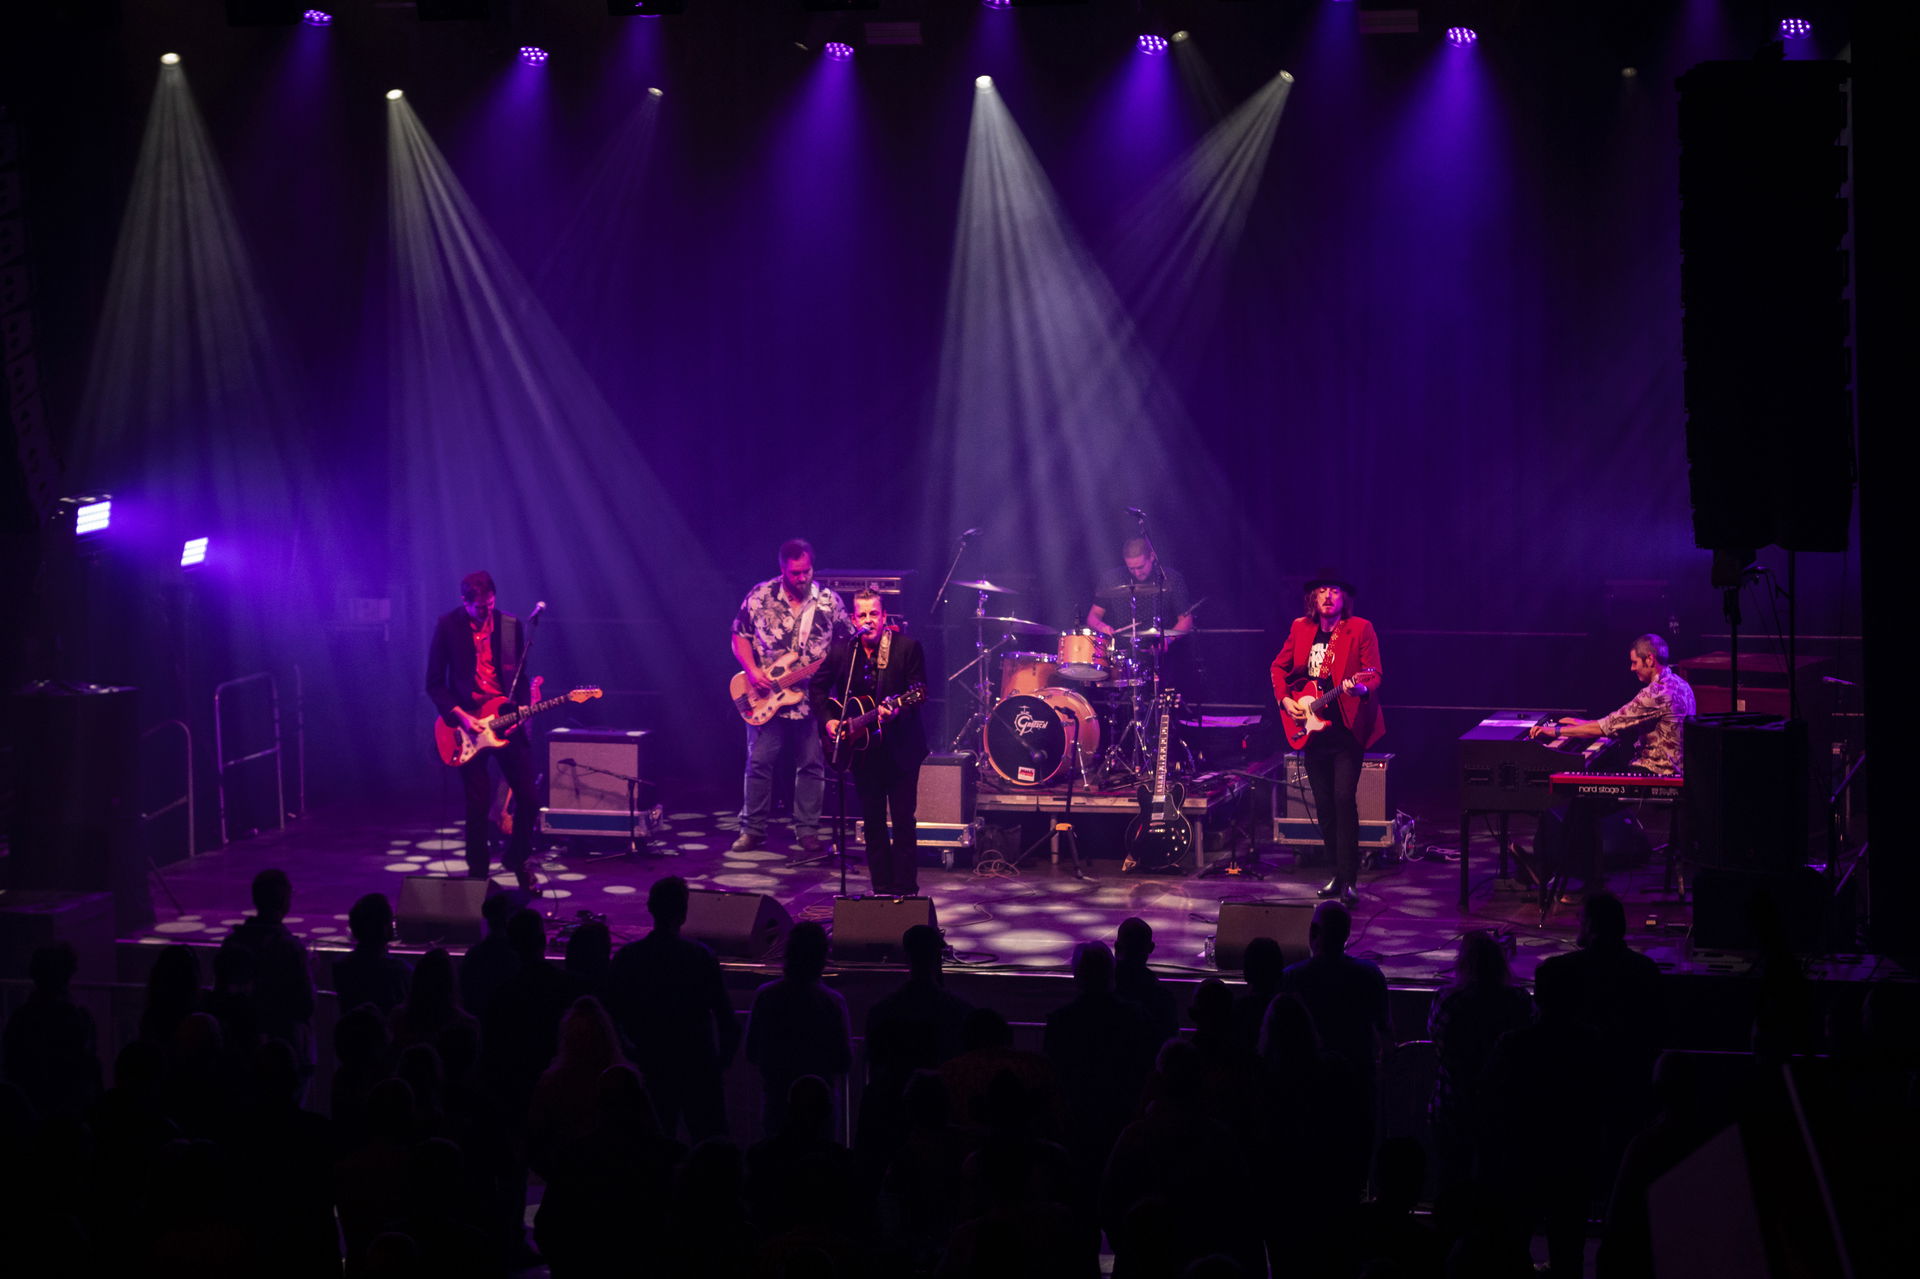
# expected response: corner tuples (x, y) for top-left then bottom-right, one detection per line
(730, 653), (825, 726)
(1282, 668), (1378, 751)
(825, 684), (927, 757)
(434, 686), (602, 767)
(1123, 690), (1192, 873)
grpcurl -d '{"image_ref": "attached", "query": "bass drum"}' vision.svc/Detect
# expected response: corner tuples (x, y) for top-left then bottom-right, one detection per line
(983, 687), (1102, 788)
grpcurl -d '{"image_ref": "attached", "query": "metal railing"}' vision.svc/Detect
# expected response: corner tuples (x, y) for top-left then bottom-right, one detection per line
(138, 719), (195, 863)
(214, 671), (286, 845)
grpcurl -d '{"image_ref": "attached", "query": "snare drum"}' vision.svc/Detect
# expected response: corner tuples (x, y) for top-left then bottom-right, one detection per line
(1056, 629), (1110, 682)
(998, 650), (1060, 699)
(983, 687), (1103, 787)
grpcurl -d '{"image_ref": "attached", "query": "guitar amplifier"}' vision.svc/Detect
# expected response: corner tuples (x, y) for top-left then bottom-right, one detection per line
(547, 728), (651, 812)
(1273, 752), (1393, 847)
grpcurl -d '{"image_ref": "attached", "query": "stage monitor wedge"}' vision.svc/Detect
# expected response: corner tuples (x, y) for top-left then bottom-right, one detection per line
(683, 889), (791, 961)
(1215, 900), (1315, 970)
(831, 895), (936, 963)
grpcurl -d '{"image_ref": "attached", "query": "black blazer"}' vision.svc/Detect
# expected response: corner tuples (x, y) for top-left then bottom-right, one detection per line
(425, 607), (528, 724)
(811, 634), (929, 769)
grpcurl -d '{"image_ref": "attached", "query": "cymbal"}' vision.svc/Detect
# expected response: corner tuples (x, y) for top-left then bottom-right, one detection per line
(1094, 581), (1175, 599)
(976, 615), (1055, 636)
(954, 578), (1019, 595)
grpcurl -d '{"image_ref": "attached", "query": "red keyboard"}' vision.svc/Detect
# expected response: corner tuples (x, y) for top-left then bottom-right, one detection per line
(1548, 772), (1684, 801)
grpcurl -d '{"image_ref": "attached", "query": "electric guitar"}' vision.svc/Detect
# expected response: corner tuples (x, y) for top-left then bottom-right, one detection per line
(434, 687), (602, 767)
(1282, 668), (1378, 751)
(730, 653), (826, 726)
(825, 684), (927, 756)
(1123, 691), (1193, 873)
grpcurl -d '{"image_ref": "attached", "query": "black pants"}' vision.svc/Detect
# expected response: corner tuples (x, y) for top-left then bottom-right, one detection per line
(460, 733), (536, 879)
(853, 752), (922, 895)
(1304, 722), (1364, 886)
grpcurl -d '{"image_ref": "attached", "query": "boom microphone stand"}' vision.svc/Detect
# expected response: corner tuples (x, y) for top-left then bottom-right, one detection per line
(796, 634), (865, 894)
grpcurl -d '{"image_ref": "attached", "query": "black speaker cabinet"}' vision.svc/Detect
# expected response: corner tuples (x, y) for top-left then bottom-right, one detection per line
(1215, 900), (1316, 970)
(1685, 715), (1808, 872)
(547, 728), (651, 812)
(1691, 865), (1829, 954)
(683, 888), (791, 961)
(830, 895), (937, 963)
(395, 875), (490, 945)
(7, 681), (151, 934)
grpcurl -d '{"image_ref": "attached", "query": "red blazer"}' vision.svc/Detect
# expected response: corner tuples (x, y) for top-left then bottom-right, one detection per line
(1270, 616), (1385, 748)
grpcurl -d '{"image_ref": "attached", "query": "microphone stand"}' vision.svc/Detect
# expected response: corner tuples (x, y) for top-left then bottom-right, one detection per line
(1011, 707), (1093, 881)
(798, 636), (865, 894)
(929, 530), (973, 621)
(550, 758), (671, 867)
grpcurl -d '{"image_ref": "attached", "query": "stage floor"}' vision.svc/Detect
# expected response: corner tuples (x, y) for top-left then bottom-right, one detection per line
(137, 792), (1722, 990)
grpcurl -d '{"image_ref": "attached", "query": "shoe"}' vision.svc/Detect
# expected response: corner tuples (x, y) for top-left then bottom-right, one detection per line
(797, 832), (824, 854)
(1317, 877), (1347, 899)
(1339, 882), (1358, 906)
(730, 832), (763, 852)
(513, 863), (535, 891)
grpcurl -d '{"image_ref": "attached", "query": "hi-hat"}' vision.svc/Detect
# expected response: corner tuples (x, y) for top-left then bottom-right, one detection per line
(955, 578), (1019, 595)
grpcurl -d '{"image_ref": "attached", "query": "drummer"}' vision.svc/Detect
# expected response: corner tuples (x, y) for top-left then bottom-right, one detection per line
(1085, 537), (1194, 646)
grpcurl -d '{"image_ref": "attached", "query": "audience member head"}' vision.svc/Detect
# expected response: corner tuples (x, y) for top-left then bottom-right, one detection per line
(1531, 954), (1583, 1023)
(1453, 929), (1512, 988)
(1190, 977), (1235, 1036)
(26, 942), (78, 996)
(480, 891), (517, 937)
(1577, 890), (1628, 950)
(348, 893), (395, 950)
(438, 1015), (482, 1082)
(1309, 900), (1352, 956)
(960, 1006), (1013, 1052)
(250, 868), (293, 922)
(1154, 1036), (1204, 1101)
(782, 1074), (835, 1141)
(505, 908), (547, 964)
(648, 875), (691, 931)
(596, 1063), (662, 1137)
(405, 948), (461, 1022)
(146, 943), (201, 1011)
(555, 996), (625, 1073)
(252, 1037), (302, 1108)
(1256, 992), (1322, 1069)
(1242, 937), (1285, 992)
(333, 1004), (390, 1068)
(902, 923), (944, 979)
(1116, 916), (1155, 967)
(396, 1042), (445, 1109)
(783, 921), (830, 983)
(1071, 940), (1116, 995)
(565, 920), (612, 985)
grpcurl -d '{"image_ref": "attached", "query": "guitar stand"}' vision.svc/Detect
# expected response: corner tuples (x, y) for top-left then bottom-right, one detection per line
(1194, 769), (1279, 880)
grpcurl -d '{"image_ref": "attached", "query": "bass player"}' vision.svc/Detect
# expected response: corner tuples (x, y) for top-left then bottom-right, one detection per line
(425, 570), (539, 886)
(1270, 574), (1384, 905)
(813, 590), (929, 895)
(731, 538), (851, 854)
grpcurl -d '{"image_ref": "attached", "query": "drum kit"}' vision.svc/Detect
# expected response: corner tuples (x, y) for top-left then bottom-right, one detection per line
(946, 578), (1193, 790)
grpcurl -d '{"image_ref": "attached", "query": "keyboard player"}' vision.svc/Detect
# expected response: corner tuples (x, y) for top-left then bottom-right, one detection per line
(1528, 634), (1696, 894)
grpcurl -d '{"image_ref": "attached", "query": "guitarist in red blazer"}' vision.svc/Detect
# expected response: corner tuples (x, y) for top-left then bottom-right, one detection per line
(425, 570), (537, 886)
(1270, 574), (1384, 904)
(811, 590), (930, 896)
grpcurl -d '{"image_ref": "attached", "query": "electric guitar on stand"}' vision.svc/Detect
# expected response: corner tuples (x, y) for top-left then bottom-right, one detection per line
(1282, 668), (1378, 751)
(1123, 690), (1192, 873)
(730, 653), (826, 726)
(434, 687), (602, 767)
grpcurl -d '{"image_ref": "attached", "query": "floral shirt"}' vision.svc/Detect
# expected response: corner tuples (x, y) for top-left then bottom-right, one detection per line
(1595, 667), (1696, 777)
(732, 578), (850, 720)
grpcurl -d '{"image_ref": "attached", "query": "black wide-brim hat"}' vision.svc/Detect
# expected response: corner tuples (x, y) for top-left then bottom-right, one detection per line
(1302, 572), (1357, 596)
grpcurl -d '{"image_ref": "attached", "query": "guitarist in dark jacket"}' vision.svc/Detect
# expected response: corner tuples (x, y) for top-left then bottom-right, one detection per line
(1270, 574), (1383, 905)
(426, 570), (537, 885)
(812, 590), (929, 896)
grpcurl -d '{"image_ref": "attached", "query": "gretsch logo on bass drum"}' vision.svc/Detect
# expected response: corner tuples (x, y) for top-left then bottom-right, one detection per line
(1013, 709), (1048, 736)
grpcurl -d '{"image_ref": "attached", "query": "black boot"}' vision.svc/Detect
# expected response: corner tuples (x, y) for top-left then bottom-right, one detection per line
(1317, 877), (1347, 899)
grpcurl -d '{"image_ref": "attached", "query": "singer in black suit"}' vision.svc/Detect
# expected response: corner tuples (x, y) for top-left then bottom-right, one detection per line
(425, 570), (538, 885)
(811, 590), (929, 896)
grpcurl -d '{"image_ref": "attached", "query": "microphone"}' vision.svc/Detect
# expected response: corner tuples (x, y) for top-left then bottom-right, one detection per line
(1821, 675), (1858, 687)
(1126, 506), (1146, 519)
(528, 601), (547, 621)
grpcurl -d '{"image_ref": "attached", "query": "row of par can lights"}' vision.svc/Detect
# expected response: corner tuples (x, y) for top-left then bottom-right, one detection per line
(286, 7), (1820, 64)
(63, 497), (211, 569)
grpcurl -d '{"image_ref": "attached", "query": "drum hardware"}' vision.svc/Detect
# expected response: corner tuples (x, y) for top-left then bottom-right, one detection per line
(1002, 703), (1096, 882)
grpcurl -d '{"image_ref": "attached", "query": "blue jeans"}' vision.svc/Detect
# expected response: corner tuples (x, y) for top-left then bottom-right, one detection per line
(740, 715), (825, 836)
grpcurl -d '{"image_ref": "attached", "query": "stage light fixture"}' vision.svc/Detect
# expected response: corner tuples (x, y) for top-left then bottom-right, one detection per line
(975, 75), (994, 90)
(387, 89), (404, 100)
(74, 498), (112, 536)
(181, 537), (209, 568)
(648, 86), (664, 97)
(1780, 18), (1812, 40)
(1445, 26), (1477, 46)
(302, 8), (332, 24)
(824, 41), (855, 61)
(1171, 31), (1189, 43)
(1137, 34), (1169, 56)
(519, 46), (549, 65)
(160, 52), (181, 65)
(610, 1), (686, 12)
(981, 0), (1010, 8)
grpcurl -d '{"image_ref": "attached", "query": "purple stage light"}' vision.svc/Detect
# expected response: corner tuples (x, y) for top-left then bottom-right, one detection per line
(1137, 34), (1168, 56)
(981, 0), (1009, 8)
(302, 9), (332, 25)
(74, 498), (112, 537)
(519, 46), (549, 66)
(181, 538), (209, 568)
(1445, 27), (1477, 47)
(1780, 18), (1812, 40)
(824, 42), (854, 61)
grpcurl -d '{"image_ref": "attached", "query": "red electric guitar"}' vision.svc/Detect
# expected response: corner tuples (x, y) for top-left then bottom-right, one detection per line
(1282, 668), (1378, 751)
(434, 686), (602, 767)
